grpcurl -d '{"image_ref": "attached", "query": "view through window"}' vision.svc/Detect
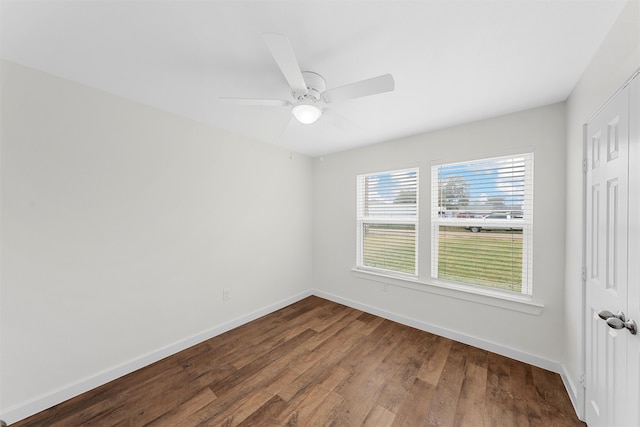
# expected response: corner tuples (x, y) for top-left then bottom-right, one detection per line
(431, 154), (534, 294)
(356, 168), (418, 276)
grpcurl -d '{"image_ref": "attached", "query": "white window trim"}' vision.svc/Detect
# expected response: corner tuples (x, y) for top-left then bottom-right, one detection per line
(430, 153), (534, 296)
(351, 267), (544, 315)
(350, 153), (541, 313)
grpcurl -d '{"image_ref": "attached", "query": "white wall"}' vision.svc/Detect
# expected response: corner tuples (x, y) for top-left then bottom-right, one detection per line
(0, 61), (314, 421)
(313, 103), (567, 365)
(2, 2), (637, 422)
(564, 0), (640, 414)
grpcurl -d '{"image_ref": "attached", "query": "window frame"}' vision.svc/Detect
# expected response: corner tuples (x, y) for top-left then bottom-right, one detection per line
(430, 153), (534, 296)
(356, 167), (419, 278)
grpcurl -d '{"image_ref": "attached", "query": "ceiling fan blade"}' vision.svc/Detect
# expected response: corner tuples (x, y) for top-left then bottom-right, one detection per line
(219, 97), (291, 107)
(322, 74), (395, 103)
(324, 109), (361, 133)
(278, 116), (294, 139)
(262, 33), (308, 94)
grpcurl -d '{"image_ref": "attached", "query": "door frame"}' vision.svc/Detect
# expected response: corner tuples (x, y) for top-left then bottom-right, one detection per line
(581, 68), (640, 421)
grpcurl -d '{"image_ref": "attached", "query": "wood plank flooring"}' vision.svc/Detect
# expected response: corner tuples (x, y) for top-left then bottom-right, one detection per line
(11, 296), (585, 426)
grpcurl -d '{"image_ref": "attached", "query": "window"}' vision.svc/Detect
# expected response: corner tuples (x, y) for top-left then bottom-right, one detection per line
(357, 168), (418, 276)
(431, 153), (533, 295)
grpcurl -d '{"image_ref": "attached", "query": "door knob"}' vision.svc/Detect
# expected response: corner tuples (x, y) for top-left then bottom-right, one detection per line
(606, 317), (637, 335)
(598, 310), (626, 322)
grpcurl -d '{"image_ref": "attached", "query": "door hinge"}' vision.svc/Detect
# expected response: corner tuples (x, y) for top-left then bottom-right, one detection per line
(579, 373), (586, 389)
(583, 159), (588, 174)
(581, 266), (587, 282)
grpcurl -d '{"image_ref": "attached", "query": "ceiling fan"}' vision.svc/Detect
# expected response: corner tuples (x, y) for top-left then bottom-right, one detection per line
(221, 33), (395, 126)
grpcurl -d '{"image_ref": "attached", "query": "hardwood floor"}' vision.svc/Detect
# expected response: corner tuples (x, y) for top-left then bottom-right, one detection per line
(11, 296), (585, 426)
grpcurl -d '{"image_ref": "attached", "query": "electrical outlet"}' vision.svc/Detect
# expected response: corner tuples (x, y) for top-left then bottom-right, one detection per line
(223, 288), (231, 301)
(382, 283), (389, 292)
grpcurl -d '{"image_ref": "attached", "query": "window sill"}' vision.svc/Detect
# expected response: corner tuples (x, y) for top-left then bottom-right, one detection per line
(351, 268), (544, 315)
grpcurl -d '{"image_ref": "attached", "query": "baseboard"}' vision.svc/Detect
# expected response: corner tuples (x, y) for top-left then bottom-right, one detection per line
(0, 290), (313, 425)
(2, 289), (583, 424)
(313, 290), (589, 420)
(313, 290), (564, 372)
(559, 364), (585, 422)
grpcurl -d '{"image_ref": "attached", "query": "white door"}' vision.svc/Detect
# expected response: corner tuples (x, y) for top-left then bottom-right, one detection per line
(626, 74), (640, 427)
(585, 73), (639, 427)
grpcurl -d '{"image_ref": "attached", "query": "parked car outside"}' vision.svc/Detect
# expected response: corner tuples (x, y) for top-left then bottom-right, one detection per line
(465, 212), (523, 232)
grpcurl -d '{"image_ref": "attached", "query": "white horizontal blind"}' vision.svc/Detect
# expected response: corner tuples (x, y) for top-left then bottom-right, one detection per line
(431, 154), (533, 294)
(432, 155), (533, 220)
(357, 168), (418, 275)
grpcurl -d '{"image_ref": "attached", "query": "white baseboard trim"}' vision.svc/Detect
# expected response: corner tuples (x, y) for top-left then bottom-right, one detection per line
(559, 364), (585, 422)
(314, 289), (563, 372)
(1, 290), (313, 425)
(3, 289), (584, 424)
(314, 290), (585, 420)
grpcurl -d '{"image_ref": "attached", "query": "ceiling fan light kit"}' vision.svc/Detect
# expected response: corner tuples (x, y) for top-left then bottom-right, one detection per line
(290, 71), (325, 124)
(292, 103), (323, 124)
(222, 33), (395, 127)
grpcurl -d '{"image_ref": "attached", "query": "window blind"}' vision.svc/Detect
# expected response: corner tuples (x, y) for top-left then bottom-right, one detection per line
(357, 168), (418, 275)
(431, 155), (533, 220)
(431, 154), (533, 294)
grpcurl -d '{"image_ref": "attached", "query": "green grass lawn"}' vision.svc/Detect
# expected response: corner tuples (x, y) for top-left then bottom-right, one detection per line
(437, 226), (523, 292)
(362, 225), (523, 292)
(362, 224), (415, 274)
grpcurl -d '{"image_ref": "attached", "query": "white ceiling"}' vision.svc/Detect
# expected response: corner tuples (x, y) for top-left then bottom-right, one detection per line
(1, 0), (628, 157)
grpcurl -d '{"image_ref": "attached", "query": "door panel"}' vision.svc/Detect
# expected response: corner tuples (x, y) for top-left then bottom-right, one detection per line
(585, 81), (631, 427)
(626, 74), (639, 427)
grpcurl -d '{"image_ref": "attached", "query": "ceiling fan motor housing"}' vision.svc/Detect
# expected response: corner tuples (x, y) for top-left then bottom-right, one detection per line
(294, 71), (326, 102)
